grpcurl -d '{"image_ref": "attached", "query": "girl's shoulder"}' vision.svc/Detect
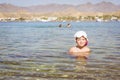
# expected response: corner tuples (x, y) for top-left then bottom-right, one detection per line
(84, 46), (91, 52)
(69, 46), (77, 53)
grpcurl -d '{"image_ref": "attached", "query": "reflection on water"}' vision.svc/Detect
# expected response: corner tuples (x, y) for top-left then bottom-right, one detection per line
(0, 22), (120, 80)
(74, 57), (87, 73)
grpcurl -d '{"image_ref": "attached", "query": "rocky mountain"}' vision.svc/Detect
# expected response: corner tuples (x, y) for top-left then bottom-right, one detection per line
(0, 3), (24, 12)
(0, 1), (120, 18)
(75, 1), (120, 12)
(0, 1), (120, 13)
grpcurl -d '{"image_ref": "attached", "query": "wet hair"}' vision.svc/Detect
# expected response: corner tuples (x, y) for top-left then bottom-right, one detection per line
(85, 40), (88, 46)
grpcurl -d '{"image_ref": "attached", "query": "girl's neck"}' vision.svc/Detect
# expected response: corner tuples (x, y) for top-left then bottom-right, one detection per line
(76, 45), (85, 49)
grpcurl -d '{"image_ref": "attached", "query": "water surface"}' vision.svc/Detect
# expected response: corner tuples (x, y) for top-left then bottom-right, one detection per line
(0, 21), (120, 80)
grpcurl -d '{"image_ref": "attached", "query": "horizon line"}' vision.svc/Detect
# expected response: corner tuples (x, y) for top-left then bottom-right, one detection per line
(0, 1), (120, 7)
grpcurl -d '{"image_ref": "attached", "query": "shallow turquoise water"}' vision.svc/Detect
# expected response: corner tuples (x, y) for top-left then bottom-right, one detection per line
(0, 21), (120, 80)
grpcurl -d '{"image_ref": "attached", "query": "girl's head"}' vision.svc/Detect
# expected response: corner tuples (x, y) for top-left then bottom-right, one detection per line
(74, 31), (88, 47)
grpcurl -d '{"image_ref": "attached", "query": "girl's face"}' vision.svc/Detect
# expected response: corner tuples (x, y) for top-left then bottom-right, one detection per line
(76, 36), (87, 48)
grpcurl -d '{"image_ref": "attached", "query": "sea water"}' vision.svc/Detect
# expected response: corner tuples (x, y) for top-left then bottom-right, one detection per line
(0, 21), (120, 80)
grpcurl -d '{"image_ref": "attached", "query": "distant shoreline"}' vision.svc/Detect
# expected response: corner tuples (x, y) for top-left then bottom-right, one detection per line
(0, 15), (119, 22)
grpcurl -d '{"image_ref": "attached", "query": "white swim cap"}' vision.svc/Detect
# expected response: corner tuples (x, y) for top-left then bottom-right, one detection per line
(74, 31), (87, 39)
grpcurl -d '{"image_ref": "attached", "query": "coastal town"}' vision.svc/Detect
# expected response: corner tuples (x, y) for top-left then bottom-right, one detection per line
(0, 14), (120, 22)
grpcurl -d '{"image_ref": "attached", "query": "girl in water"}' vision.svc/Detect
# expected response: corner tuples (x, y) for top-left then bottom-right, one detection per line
(69, 31), (90, 59)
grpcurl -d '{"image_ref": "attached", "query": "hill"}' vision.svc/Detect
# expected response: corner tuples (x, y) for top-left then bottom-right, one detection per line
(0, 1), (120, 19)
